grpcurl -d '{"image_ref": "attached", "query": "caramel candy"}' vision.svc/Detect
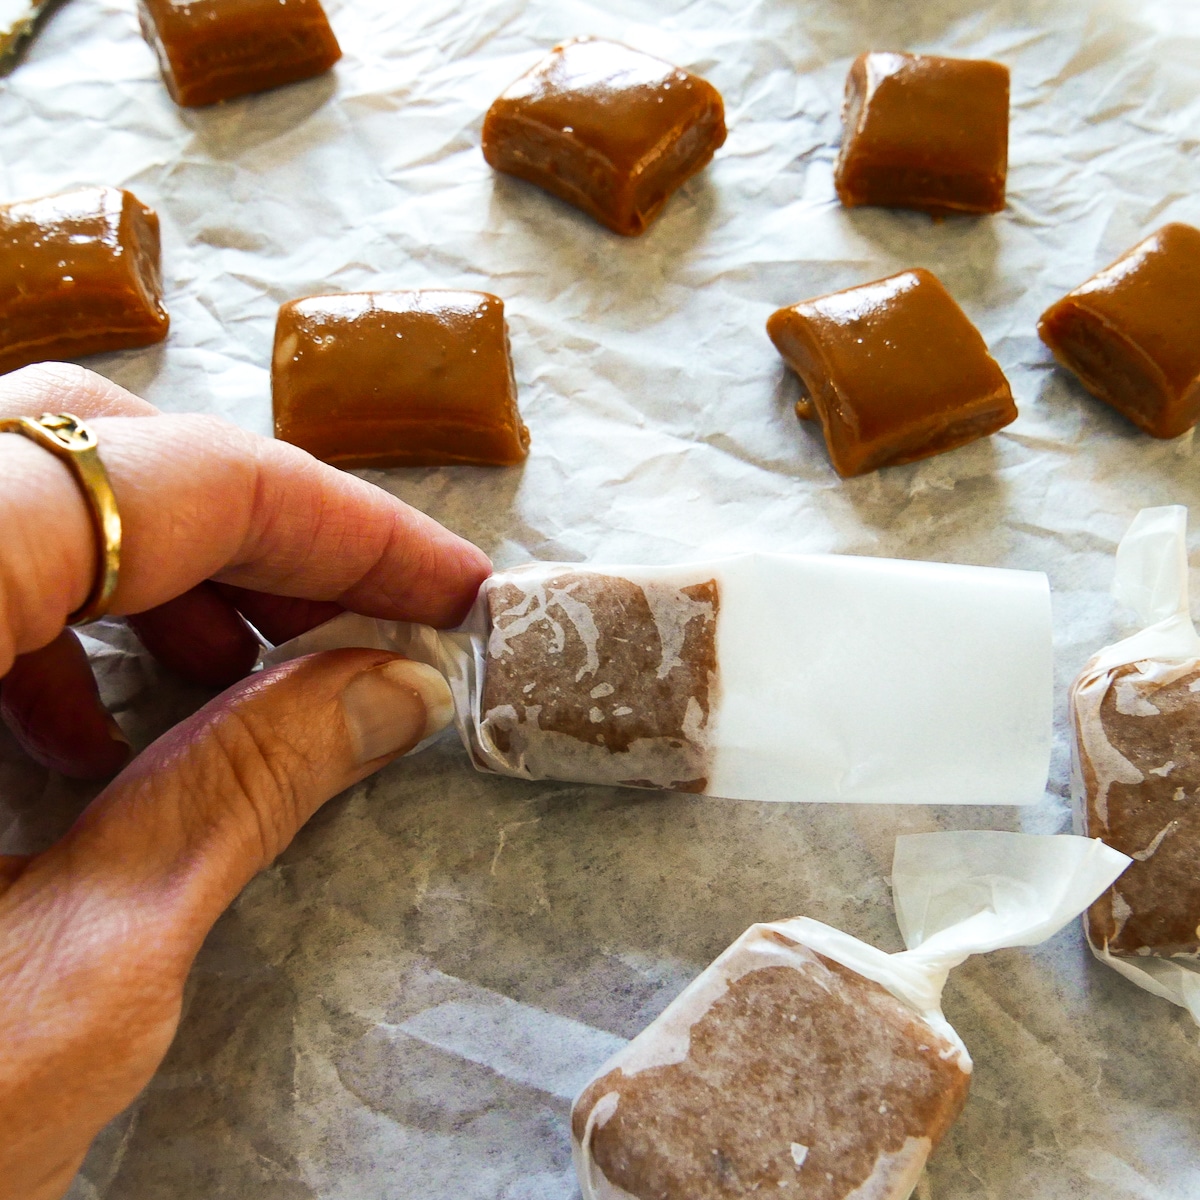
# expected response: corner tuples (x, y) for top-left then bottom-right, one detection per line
(480, 568), (719, 791)
(1073, 659), (1200, 957)
(138, 0), (341, 107)
(767, 268), (1016, 477)
(482, 36), (727, 237)
(272, 290), (530, 469)
(834, 52), (1009, 216)
(0, 186), (169, 377)
(1038, 223), (1200, 439)
(573, 930), (970, 1200)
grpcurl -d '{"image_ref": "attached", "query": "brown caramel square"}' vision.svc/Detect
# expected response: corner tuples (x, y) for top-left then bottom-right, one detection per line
(1074, 660), (1200, 957)
(482, 36), (726, 236)
(480, 569), (719, 791)
(1038, 223), (1200, 439)
(573, 937), (970, 1200)
(272, 290), (529, 469)
(0, 186), (169, 377)
(138, 0), (341, 107)
(834, 52), (1009, 215)
(767, 268), (1016, 477)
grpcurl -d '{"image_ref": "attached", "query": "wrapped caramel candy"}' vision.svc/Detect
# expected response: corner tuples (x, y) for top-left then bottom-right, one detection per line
(1039, 223), (1200, 439)
(482, 36), (726, 236)
(1071, 506), (1200, 1021)
(572, 832), (1128, 1200)
(267, 550), (1053, 806)
(138, 0), (341, 107)
(0, 185), (169, 376)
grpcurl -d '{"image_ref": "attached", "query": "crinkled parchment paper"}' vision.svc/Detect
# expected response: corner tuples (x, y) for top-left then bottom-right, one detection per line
(2, 0), (1200, 1195)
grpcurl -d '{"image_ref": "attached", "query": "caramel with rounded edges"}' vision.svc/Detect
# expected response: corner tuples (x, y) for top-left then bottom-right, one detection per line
(138, 0), (341, 107)
(272, 290), (530, 469)
(1039, 223), (1200, 439)
(767, 268), (1015, 477)
(482, 36), (726, 236)
(834, 52), (1009, 216)
(0, 185), (168, 376)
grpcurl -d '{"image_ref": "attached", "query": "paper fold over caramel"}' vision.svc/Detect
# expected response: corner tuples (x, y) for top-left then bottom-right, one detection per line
(571, 831), (1130, 1200)
(266, 550), (1053, 805)
(1071, 505), (1200, 1024)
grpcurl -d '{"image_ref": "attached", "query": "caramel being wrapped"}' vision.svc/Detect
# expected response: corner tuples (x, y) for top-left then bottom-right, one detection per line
(138, 0), (341, 107)
(482, 36), (727, 236)
(266, 551), (1053, 806)
(1071, 506), (1200, 1022)
(572, 832), (1129, 1200)
(0, 185), (169, 376)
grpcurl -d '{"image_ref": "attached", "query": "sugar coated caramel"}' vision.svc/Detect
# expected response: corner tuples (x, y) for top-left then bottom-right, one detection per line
(480, 568), (720, 791)
(1038, 223), (1200, 439)
(834, 52), (1009, 215)
(1073, 659), (1200, 958)
(482, 36), (727, 236)
(767, 268), (1016, 477)
(272, 290), (530, 469)
(138, 0), (341, 107)
(0, 185), (169, 376)
(573, 925), (970, 1200)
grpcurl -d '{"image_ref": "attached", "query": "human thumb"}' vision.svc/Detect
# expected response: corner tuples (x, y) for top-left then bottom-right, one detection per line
(0, 649), (453, 1200)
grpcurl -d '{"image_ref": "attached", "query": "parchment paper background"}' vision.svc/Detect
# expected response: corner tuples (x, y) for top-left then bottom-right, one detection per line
(2, 0), (1199, 1196)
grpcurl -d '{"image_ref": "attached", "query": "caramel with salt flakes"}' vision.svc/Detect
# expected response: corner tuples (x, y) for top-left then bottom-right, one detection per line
(0, 185), (169, 377)
(482, 36), (726, 236)
(1038, 223), (1200, 439)
(834, 52), (1009, 216)
(272, 290), (530, 469)
(138, 0), (341, 108)
(767, 268), (1015, 477)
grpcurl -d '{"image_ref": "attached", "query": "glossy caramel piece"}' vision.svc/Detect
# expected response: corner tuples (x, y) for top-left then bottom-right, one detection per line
(0, 186), (168, 377)
(767, 269), (1016, 477)
(1038, 223), (1200, 439)
(482, 36), (727, 236)
(138, 0), (341, 108)
(834, 52), (1009, 215)
(272, 290), (530, 469)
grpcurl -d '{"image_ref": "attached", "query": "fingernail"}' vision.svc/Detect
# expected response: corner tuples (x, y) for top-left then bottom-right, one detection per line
(342, 659), (455, 766)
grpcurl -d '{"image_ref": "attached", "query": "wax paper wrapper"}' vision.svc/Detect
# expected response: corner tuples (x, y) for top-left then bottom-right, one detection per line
(268, 551), (1052, 805)
(1071, 506), (1200, 1023)
(572, 831), (1129, 1200)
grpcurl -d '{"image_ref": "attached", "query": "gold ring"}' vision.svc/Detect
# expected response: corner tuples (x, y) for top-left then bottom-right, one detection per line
(0, 412), (122, 625)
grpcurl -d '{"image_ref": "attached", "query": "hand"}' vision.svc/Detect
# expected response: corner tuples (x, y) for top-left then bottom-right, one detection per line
(0, 363), (491, 1200)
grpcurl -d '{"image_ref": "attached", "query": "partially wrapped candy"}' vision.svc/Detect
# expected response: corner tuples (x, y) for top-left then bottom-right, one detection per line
(572, 832), (1129, 1200)
(1071, 506), (1200, 1021)
(268, 550), (1053, 805)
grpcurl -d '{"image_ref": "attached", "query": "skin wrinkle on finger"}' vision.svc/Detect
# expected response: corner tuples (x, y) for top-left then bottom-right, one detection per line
(0, 362), (160, 420)
(0, 648), (439, 1200)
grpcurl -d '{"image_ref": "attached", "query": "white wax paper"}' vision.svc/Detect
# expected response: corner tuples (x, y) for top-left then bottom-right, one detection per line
(571, 832), (1131, 1200)
(268, 553), (1053, 804)
(2, 0), (1200, 1196)
(1071, 507), (1200, 1023)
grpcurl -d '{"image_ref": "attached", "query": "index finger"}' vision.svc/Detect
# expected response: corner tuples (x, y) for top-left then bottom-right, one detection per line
(0, 365), (491, 665)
